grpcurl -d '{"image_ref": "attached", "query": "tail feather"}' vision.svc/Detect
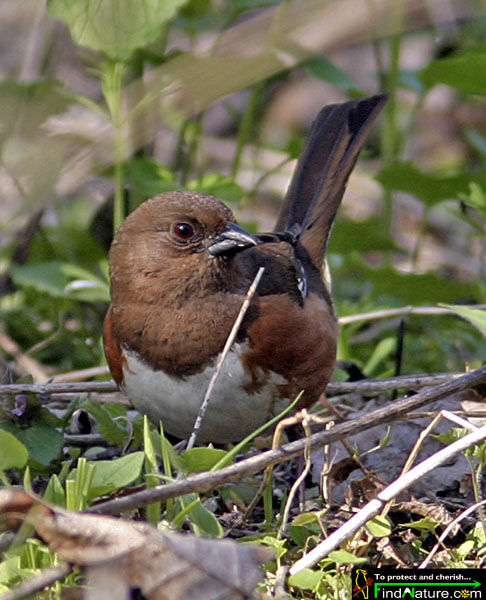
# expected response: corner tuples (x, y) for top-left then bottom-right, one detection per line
(275, 94), (387, 270)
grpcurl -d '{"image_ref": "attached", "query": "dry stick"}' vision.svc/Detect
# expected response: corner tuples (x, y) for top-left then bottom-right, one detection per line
(0, 381), (118, 395)
(0, 372), (464, 397)
(326, 372), (462, 395)
(289, 423), (486, 575)
(186, 267), (265, 450)
(90, 365), (486, 516)
(338, 304), (486, 325)
(0, 562), (72, 600)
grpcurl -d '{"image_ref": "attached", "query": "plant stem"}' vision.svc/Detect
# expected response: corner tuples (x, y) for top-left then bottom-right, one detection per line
(230, 83), (263, 180)
(378, 1), (404, 248)
(102, 60), (126, 233)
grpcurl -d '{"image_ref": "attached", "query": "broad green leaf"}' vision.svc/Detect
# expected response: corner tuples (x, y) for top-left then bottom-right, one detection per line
(86, 451), (144, 498)
(441, 305), (486, 337)
(61, 263), (110, 303)
(421, 49), (486, 95)
(0, 422), (62, 468)
(182, 447), (229, 474)
(11, 261), (68, 298)
(306, 55), (361, 91)
(48, 0), (188, 61)
(288, 568), (323, 590)
(365, 515), (393, 538)
(81, 399), (128, 447)
(187, 496), (224, 538)
(0, 429), (28, 470)
(376, 161), (486, 207)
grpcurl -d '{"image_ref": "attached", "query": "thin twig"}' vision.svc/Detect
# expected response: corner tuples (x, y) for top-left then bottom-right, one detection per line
(277, 411), (313, 542)
(0, 381), (117, 395)
(186, 267), (265, 450)
(89, 365), (486, 516)
(325, 372), (463, 395)
(338, 304), (486, 325)
(0, 371), (466, 397)
(289, 423), (486, 575)
(0, 562), (73, 600)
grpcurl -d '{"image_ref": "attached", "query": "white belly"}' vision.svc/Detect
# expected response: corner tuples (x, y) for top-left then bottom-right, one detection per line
(121, 346), (290, 443)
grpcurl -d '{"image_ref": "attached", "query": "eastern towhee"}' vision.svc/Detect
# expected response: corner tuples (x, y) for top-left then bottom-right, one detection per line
(103, 94), (386, 443)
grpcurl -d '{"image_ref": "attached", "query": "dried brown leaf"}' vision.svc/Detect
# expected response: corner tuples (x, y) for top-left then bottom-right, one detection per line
(0, 490), (272, 600)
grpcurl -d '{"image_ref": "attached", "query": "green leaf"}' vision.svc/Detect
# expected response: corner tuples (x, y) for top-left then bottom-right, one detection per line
(376, 161), (486, 207)
(341, 256), (481, 304)
(420, 49), (486, 95)
(61, 264), (110, 303)
(288, 568), (323, 590)
(363, 337), (396, 377)
(48, 0), (188, 61)
(365, 515), (393, 538)
(43, 474), (66, 506)
(400, 517), (439, 532)
(123, 157), (179, 200)
(327, 549), (366, 564)
(81, 399), (128, 447)
(86, 451), (144, 498)
(291, 512), (319, 527)
(187, 495), (224, 538)
(188, 175), (244, 205)
(11, 261), (69, 298)
(0, 429), (28, 470)
(0, 422), (63, 468)
(305, 55), (362, 92)
(181, 447), (229, 474)
(441, 305), (486, 337)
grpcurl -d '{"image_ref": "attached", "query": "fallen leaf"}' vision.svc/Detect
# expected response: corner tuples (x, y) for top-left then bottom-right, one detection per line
(0, 489), (272, 599)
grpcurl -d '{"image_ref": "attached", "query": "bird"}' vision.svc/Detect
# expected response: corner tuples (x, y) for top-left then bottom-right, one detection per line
(103, 94), (386, 443)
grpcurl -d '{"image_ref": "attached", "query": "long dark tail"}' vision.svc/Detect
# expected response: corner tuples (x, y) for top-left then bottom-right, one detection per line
(274, 94), (387, 270)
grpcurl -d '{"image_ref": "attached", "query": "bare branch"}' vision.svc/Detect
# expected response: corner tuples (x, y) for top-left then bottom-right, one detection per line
(90, 365), (486, 516)
(0, 372), (467, 397)
(339, 304), (486, 326)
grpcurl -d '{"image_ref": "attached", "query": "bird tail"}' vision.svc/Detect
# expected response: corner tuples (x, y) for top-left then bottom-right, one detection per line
(274, 94), (387, 270)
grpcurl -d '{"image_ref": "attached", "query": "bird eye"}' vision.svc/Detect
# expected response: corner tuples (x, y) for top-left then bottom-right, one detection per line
(172, 222), (195, 240)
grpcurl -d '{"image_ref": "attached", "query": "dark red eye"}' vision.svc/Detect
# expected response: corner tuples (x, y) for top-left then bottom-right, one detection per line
(172, 222), (195, 240)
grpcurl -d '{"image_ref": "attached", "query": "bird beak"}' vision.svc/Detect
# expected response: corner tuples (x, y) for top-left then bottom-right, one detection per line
(208, 222), (259, 257)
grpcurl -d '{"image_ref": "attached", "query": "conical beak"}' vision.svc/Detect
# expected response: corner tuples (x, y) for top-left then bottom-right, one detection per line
(208, 222), (259, 257)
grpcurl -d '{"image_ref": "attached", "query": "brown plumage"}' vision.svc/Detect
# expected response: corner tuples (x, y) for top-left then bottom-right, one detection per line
(103, 95), (386, 442)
